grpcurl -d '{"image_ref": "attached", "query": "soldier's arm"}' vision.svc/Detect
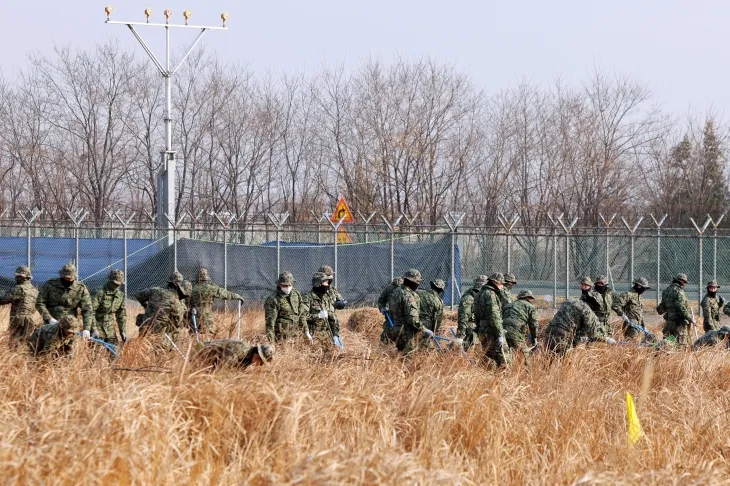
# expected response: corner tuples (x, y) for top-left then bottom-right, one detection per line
(677, 292), (692, 322)
(264, 296), (278, 342)
(404, 293), (422, 331)
(91, 289), (102, 313)
(527, 305), (538, 339)
(376, 287), (390, 309)
(583, 309), (603, 341)
(0, 285), (21, 305)
(434, 300), (443, 334)
(656, 293), (666, 315)
(701, 296), (712, 324)
(456, 295), (472, 338)
(116, 292), (127, 335)
(135, 289), (151, 308)
(490, 293), (505, 336)
(79, 286), (94, 332)
(611, 292), (626, 317)
(36, 284), (52, 322)
(298, 292), (310, 332)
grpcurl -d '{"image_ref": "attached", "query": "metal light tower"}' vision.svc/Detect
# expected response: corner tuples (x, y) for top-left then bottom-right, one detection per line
(104, 6), (228, 244)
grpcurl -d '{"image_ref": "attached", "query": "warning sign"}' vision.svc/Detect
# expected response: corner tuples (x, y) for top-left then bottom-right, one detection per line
(331, 198), (355, 223)
(336, 227), (352, 244)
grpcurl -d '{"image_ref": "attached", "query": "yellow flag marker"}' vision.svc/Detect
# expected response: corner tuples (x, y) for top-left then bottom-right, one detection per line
(626, 392), (644, 445)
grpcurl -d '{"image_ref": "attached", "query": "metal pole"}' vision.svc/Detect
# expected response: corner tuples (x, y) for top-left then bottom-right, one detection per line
(498, 214), (519, 274)
(333, 226), (338, 289)
(548, 214), (562, 309)
(123, 225), (128, 301)
(651, 215), (667, 305)
(690, 216), (712, 316)
(709, 213), (726, 279)
(173, 223), (178, 272)
(630, 234), (635, 284)
(26, 224), (31, 269)
(621, 217), (644, 291)
(506, 232), (511, 273)
(382, 216), (402, 283)
(276, 229), (281, 277)
(599, 214), (617, 278)
(557, 216), (577, 300)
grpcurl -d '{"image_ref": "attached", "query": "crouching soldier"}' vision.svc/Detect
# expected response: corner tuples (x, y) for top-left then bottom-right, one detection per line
(693, 325), (730, 350)
(28, 315), (80, 358)
(545, 299), (616, 356)
(195, 340), (274, 369)
(378, 277), (403, 345)
(135, 271), (190, 341)
(502, 290), (539, 364)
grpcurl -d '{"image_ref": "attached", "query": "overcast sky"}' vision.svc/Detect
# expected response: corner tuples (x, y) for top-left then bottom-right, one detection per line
(3, 1), (728, 118)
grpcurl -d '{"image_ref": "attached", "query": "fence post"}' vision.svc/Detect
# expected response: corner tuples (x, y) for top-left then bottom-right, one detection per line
(111, 212), (135, 302)
(709, 213), (726, 279)
(66, 209), (88, 274)
(164, 213), (187, 273)
(401, 212), (420, 243)
(186, 210), (204, 240)
(599, 213), (617, 279)
(20, 208), (42, 269)
(444, 212), (466, 310)
(214, 213), (237, 291)
(620, 216), (644, 286)
(268, 213), (290, 278)
(497, 214), (520, 273)
(690, 216), (712, 316)
(381, 215), (403, 282)
(557, 215), (578, 300)
(547, 214), (562, 309)
(326, 214), (347, 288)
(650, 214), (667, 305)
(357, 211), (376, 243)
(310, 210), (326, 244)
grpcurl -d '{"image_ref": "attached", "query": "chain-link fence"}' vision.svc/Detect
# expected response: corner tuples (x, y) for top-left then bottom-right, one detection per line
(0, 213), (728, 314)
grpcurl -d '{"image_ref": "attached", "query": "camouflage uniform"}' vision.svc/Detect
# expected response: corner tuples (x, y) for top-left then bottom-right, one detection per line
(417, 280), (445, 334)
(500, 273), (517, 310)
(580, 275), (613, 336)
(306, 272), (340, 344)
(502, 290), (538, 363)
(475, 273), (509, 367)
(657, 274), (693, 346)
(378, 278), (404, 344)
(456, 275), (488, 350)
(0, 266), (39, 347)
(36, 263), (94, 331)
(28, 315), (80, 358)
(264, 272), (308, 342)
(194, 340), (274, 369)
(91, 270), (126, 345)
(388, 269), (425, 354)
(190, 267), (243, 336)
(545, 299), (603, 355)
(135, 272), (190, 341)
(700, 280), (724, 332)
(693, 325), (730, 349)
(611, 277), (650, 340)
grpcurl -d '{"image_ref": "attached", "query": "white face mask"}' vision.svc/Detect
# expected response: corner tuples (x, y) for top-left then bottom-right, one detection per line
(280, 285), (292, 295)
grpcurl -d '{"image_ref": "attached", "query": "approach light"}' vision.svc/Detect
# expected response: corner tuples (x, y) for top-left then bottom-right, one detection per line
(183, 10), (192, 25)
(221, 12), (229, 27)
(164, 9), (173, 23)
(144, 8), (153, 22)
(105, 5), (114, 20)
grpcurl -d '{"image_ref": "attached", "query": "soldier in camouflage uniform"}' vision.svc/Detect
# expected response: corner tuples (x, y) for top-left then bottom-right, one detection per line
(318, 265), (347, 310)
(657, 273), (694, 346)
(189, 267), (244, 337)
(700, 280), (725, 332)
(91, 269), (126, 346)
(417, 280), (445, 349)
(500, 273), (517, 309)
(579, 275), (613, 336)
(195, 340), (274, 369)
(135, 271), (190, 341)
(502, 290), (539, 364)
(36, 263), (94, 337)
(611, 277), (650, 341)
(693, 325), (730, 349)
(388, 269), (432, 354)
(378, 277), (404, 344)
(545, 299), (614, 355)
(0, 266), (39, 348)
(474, 273), (510, 367)
(455, 275), (488, 350)
(264, 272), (309, 343)
(28, 315), (81, 358)
(306, 272), (340, 345)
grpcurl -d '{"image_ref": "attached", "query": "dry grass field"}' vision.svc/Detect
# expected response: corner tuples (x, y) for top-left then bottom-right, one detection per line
(1, 304), (730, 485)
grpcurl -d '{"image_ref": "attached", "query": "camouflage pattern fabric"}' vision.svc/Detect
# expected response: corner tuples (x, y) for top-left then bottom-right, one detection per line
(474, 283), (509, 367)
(28, 322), (76, 358)
(135, 287), (188, 340)
(92, 283), (126, 344)
(657, 282), (693, 346)
(306, 289), (339, 339)
(545, 299), (602, 355)
(36, 279), (94, 331)
(417, 288), (444, 334)
(377, 279), (402, 310)
(502, 298), (538, 362)
(498, 288), (515, 311)
(387, 285), (422, 354)
(581, 289), (613, 336)
(700, 294), (723, 332)
(194, 340), (259, 369)
(693, 327), (730, 349)
(264, 288), (308, 342)
(456, 286), (480, 349)
(190, 281), (243, 336)
(611, 289), (645, 339)
(0, 280), (38, 346)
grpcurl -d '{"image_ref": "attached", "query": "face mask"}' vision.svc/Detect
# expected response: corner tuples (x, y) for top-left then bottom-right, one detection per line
(404, 280), (419, 291)
(15, 276), (25, 285)
(280, 286), (292, 295)
(708, 291), (717, 297)
(61, 279), (74, 288)
(107, 281), (121, 290)
(581, 288), (590, 296)
(313, 285), (328, 294)
(634, 286), (646, 295)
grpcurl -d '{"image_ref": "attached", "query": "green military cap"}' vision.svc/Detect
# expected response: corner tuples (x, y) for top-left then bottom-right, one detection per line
(474, 275), (489, 286)
(15, 266), (31, 279)
(198, 267), (210, 282)
(718, 326), (730, 335)
(59, 315), (81, 332)
(168, 271), (184, 284)
(517, 290), (535, 300)
(580, 276), (593, 286)
(633, 277), (650, 289)
(318, 265), (335, 277)
(595, 275), (608, 285)
(674, 273), (688, 284)
(403, 269), (422, 284)
(312, 272), (329, 286)
(257, 344), (275, 362)
(504, 273), (517, 284)
(430, 279), (446, 291)
(488, 272), (504, 284)
(277, 272), (295, 285)
(108, 269), (124, 284)
(707, 280), (720, 288)
(392, 277), (404, 286)
(59, 263), (77, 279)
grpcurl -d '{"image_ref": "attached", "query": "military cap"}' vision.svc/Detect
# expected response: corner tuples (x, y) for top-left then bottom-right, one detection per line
(58, 315), (81, 333)
(14, 266), (31, 279)
(277, 272), (295, 285)
(198, 267), (210, 282)
(430, 279), (446, 291)
(633, 277), (650, 289)
(256, 344), (275, 362)
(392, 277), (404, 286)
(488, 272), (504, 284)
(108, 269), (124, 284)
(318, 265), (335, 277)
(674, 273), (689, 284)
(168, 271), (184, 284)
(595, 275), (608, 285)
(707, 280), (720, 288)
(59, 263), (77, 279)
(580, 276), (593, 286)
(504, 273), (517, 284)
(403, 269), (422, 284)
(312, 272), (329, 287)
(718, 326), (730, 335)
(517, 290), (535, 300)
(474, 275), (489, 286)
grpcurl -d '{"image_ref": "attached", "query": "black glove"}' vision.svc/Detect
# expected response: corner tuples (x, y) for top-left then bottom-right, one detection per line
(121, 333), (127, 343)
(334, 299), (348, 310)
(719, 296), (726, 306)
(90, 330), (101, 339)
